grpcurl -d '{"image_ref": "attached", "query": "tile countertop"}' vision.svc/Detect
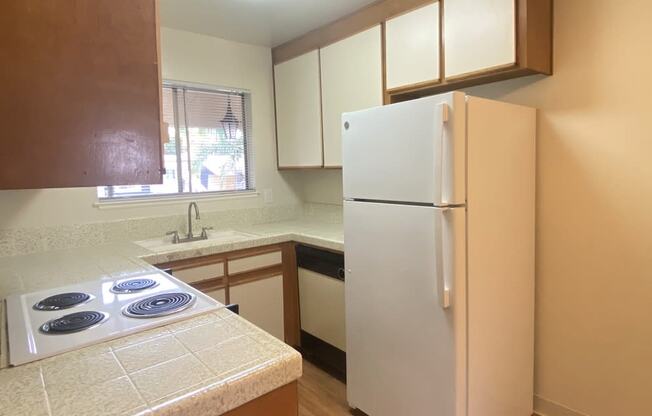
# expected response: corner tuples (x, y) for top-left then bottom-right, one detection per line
(0, 218), (343, 416)
(139, 218), (344, 265)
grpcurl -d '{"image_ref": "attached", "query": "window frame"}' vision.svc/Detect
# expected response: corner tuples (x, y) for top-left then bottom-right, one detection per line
(97, 80), (255, 203)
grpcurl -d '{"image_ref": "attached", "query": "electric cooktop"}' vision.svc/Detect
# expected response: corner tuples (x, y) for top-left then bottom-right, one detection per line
(5, 269), (222, 366)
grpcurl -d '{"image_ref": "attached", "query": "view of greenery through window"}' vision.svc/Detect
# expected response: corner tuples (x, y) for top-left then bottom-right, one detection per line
(98, 84), (254, 199)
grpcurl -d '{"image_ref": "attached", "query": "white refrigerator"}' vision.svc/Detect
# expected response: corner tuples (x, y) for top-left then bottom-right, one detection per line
(343, 92), (536, 416)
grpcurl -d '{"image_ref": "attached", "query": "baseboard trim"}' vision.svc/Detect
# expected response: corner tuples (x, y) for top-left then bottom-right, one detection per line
(534, 395), (591, 416)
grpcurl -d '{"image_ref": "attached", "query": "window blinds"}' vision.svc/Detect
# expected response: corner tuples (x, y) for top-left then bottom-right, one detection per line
(98, 82), (254, 199)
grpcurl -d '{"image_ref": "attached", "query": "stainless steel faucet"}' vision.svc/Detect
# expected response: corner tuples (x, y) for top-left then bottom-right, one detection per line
(187, 202), (200, 239)
(165, 202), (212, 244)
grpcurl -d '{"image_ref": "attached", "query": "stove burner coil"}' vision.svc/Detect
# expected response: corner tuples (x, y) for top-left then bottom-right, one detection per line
(122, 292), (196, 318)
(39, 311), (109, 334)
(33, 292), (93, 311)
(111, 278), (159, 294)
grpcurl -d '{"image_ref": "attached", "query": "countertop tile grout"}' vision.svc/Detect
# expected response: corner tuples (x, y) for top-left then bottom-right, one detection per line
(38, 365), (53, 416)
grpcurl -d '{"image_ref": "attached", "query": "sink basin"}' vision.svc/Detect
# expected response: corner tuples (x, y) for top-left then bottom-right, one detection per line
(135, 230), (258, 253)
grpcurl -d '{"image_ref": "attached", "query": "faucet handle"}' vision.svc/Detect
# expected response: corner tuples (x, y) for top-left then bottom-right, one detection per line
(166, 231), (180, 244)
(200, 227), (213, 239)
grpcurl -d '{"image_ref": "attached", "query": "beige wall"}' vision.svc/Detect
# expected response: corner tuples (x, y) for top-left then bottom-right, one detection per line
(465, 1), (652, 415)
(292, 170), (343, 205)
(0, 27), (302, 229)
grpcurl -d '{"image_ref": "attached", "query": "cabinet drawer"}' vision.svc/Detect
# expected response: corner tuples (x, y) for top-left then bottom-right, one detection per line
(173, 262), (225, 284)
(228, 251), (282, 275)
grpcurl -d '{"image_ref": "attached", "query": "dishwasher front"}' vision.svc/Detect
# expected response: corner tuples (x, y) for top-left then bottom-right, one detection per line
(296, 244), (346, 381)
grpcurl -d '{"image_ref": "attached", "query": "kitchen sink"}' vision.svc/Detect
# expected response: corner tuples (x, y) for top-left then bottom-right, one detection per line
(134, 230), (258, 253)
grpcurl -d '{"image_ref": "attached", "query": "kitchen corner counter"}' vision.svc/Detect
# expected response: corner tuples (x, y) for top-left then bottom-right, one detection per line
(138, 218), (344, 265)
(0, 217), (343, 416)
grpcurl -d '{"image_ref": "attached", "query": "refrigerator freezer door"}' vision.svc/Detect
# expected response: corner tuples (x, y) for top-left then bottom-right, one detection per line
(344, 200), (464, 416)
(342, 92), (465, 205)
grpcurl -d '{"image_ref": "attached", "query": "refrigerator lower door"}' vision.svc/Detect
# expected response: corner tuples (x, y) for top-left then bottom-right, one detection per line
(344, 200), (464, 416)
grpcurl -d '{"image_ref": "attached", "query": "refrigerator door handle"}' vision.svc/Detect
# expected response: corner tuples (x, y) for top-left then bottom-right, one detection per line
(435, 207), (452, 309)
(438, 103), (450, 206)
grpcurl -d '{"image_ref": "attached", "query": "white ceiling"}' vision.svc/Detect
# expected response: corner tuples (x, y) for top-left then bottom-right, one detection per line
(159, 0), (378, 47)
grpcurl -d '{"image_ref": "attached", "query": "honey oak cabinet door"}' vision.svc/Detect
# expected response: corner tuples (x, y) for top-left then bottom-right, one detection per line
(385, 2), (440, 90)
(320, 26), (383, 167)
(444, 0), (516, 79)
(274, 50), (323, 168)
(0, 0), (163, 189)
(229, 275), (285, 341)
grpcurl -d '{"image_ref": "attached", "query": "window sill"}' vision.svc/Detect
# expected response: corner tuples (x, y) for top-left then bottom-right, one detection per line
(93, 191), (259, 210)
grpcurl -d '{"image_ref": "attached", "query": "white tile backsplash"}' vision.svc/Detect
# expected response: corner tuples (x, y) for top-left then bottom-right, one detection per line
(303, 202), (343, 224)
(0, 203), (342, 258)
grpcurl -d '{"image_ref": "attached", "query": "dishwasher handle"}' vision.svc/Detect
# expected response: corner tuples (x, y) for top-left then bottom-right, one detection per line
(296, 244), (344, 281)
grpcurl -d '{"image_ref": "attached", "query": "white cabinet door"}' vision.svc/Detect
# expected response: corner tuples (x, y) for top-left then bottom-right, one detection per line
(229, 275), (285, 341)
(320, 26), (383, 167)
(274, 50), (323, 167)
(385, 2), (440, 90)
(444, 0), (516, 78)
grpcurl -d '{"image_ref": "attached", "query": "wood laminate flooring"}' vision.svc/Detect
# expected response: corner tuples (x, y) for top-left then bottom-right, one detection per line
(298, 359), (352, 416)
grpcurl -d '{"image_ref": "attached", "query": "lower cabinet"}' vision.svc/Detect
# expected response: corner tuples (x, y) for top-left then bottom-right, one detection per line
(157, 243), (299, 345)
(230, 275), (285, 341)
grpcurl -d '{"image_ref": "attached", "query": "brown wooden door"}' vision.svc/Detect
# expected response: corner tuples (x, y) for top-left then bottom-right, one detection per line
(0, 0), (163, 189)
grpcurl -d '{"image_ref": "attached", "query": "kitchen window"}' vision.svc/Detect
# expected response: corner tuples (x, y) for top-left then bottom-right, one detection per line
(97, 82), (254, 200)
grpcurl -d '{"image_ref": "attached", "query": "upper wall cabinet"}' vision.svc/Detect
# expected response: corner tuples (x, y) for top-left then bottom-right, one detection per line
(0, 0), (163, 189)
(272, 0), (551, 168)
(387, 0), (552, 101)
(444, 0), (515, 78)
(385, 2), (440, 90)
(274, 50), (323, 168)
(320, 26), (383, 167)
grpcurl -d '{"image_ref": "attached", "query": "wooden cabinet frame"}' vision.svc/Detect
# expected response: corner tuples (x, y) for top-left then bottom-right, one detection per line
(156, 242), (303, 346)
(272, 0), (552, 106)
